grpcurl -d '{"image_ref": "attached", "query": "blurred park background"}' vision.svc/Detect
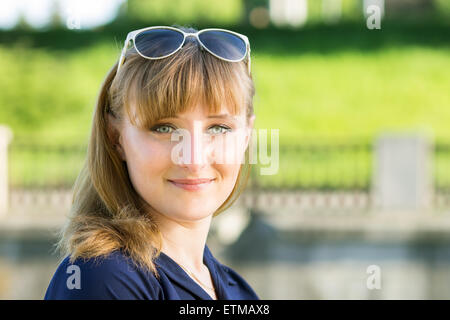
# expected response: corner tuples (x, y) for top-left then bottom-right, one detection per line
(0, 0), (449, 299)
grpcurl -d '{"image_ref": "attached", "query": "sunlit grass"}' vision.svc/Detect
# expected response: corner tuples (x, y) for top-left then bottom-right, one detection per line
(252, 47), (450, 144)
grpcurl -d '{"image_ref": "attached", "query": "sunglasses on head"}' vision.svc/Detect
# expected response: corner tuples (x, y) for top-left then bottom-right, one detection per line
(117, 26), (251, 75)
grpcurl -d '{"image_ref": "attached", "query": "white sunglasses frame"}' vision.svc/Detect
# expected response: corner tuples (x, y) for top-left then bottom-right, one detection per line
(117, 26), (251, 76)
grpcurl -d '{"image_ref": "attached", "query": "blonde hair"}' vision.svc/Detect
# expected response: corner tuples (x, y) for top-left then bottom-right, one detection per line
(54, 26), (255, 276)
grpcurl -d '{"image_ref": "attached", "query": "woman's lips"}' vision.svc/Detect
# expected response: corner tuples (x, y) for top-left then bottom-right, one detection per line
(168, 179), (215, 191)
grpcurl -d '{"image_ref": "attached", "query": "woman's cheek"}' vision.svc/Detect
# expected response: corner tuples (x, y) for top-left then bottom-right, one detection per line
(122, 132), (165, 178)
(133, 139), (172, 173)
(207, 131), (247, 165)
(217, 162), (240, 183)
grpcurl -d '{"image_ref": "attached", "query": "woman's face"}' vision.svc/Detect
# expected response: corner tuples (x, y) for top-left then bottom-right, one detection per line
(111, 104), (255, 223)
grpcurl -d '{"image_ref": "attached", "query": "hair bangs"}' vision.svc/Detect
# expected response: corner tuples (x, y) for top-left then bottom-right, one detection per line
(119, 42), (248, 129)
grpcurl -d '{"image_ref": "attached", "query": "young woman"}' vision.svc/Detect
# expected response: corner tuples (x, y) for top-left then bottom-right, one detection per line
(44, 25), (258, 300)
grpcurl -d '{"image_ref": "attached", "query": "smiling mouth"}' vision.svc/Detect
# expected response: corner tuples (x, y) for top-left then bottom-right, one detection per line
(168, 178), (215, 184)
(167, 179), (216, 191)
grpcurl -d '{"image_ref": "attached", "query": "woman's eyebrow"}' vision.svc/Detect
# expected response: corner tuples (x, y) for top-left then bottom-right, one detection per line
(207, 114), (234, 119)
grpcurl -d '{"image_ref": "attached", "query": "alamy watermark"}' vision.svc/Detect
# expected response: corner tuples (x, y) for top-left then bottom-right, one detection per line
(168, 118), (279, 176)
(66, 5), (81, 30)
(66, 264), (81, 290)
(364, 0), (384, 30)
(366, 264), (381, 290)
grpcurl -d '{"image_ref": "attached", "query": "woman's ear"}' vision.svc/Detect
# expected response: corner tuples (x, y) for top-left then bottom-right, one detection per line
(107, 113), (126, 161)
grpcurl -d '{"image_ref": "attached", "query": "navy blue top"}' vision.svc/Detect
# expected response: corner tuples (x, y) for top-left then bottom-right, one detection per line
(44, 245), (259, 300)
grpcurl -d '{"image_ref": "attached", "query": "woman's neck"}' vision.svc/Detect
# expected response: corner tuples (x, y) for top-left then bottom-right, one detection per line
(157, 213), (213, 274)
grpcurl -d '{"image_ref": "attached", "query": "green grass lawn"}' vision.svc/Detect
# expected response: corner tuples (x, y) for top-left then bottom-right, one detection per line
(253, 47), (450, 145)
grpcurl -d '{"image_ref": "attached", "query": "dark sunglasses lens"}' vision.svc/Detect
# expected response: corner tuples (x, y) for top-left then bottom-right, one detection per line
(134, 29), (184, 58)
(198, 31), (246, 61)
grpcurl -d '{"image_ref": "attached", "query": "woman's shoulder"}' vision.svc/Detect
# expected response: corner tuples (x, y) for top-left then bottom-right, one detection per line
(217, 262), (260, 299)
(44, 250), (162, 300)
(218, 263), (253, 286)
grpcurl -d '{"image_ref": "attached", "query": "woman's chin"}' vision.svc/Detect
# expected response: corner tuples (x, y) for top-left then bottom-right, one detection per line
(168, 208), (215, 222)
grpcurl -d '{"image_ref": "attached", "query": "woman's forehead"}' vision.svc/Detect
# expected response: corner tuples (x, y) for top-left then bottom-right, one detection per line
(162, 104), (245, 119)
(128, 101), (246, 125)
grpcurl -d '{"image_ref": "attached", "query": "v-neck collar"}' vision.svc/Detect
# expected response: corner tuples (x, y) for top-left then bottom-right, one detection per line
(155, 245), (223, 300)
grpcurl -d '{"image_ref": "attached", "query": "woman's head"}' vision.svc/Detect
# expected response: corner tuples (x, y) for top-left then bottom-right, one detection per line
(108, 26), (255, 221)
(56, 25), (256, 275)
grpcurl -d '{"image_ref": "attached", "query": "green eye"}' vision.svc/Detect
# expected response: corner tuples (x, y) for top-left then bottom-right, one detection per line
(151, 124), (174, 134)
(209, 125), (232, 135)
(151, 124), (231, 135)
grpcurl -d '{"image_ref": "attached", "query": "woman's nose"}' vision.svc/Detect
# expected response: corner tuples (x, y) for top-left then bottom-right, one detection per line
(175, 124), (212, 170)
(188, 129), (207, 167)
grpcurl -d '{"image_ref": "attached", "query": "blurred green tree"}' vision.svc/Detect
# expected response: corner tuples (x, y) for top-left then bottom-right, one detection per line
(434, 0), (450, 18)
(16, 12), (32, 30)
(127, 0), (244, 26)
(242, 0), (269, 25)
(48, 0), (64, 28)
